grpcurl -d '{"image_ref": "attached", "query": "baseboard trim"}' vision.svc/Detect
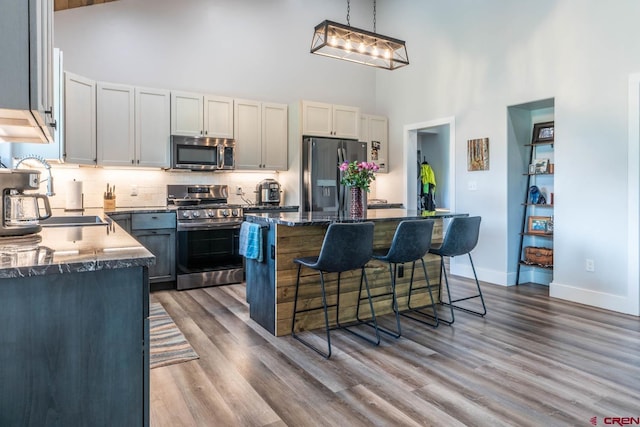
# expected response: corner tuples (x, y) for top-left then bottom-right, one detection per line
(550, 281), (639, 316)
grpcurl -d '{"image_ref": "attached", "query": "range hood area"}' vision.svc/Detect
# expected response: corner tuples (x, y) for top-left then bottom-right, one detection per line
(0, 0), (56, 144)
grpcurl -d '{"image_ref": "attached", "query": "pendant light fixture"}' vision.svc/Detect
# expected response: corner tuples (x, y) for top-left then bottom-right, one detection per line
(310, 0), (409, 70)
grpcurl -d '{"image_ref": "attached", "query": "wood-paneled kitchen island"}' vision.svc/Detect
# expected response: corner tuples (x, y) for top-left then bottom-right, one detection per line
(244, 210), (467, 336)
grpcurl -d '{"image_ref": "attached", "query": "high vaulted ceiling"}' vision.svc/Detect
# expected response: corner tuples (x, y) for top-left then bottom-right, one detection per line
(54, 0), (118, 12)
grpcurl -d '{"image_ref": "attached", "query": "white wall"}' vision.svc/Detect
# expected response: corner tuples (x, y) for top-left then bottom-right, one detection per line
(375, 0), (640, 315)
(53, 0), (640, 315)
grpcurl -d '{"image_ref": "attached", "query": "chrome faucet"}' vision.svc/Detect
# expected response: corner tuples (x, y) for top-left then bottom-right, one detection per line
(13, 154), (55, 196)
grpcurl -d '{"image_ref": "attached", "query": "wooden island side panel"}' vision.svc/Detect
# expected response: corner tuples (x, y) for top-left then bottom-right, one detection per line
(273, 220), (443, 336)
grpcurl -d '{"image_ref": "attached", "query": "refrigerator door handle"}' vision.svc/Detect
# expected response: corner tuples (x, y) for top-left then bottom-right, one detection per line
(337, 147), (343, 212)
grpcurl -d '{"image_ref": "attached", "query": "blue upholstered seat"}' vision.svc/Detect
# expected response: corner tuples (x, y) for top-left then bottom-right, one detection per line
(291, 222), (380, 358)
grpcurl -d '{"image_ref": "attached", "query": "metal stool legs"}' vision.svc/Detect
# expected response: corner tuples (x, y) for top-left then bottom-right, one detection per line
(291, 265), (381, 359)
(291, 264), (333, 358)
(400, 257), (440, 328)
(355, 262), (401, 338)
(437, 253), (487, 325)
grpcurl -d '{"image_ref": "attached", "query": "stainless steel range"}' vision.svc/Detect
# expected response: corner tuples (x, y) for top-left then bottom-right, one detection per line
(168, 184), (244, 291)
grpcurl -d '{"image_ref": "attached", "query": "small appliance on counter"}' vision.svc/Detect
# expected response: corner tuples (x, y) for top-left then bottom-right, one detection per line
(0, 169), (52, 237)
(255, 179), (281, 206)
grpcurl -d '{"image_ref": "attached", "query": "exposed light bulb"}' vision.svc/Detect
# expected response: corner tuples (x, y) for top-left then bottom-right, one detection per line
(329, 35), (338, 46)
(372, 45), (379, 57)
(345, 39), (352, 50)
(358, 43), (366, 53)
(384, 49), (391, 59)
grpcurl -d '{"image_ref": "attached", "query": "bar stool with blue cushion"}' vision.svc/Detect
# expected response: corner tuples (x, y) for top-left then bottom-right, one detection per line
(367, 219), (440, 338)
(291, 222), (380, 358)
(429, 216), (486, 325)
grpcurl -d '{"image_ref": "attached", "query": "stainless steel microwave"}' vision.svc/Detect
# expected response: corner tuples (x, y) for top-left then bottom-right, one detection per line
(171, 135), (235, 171)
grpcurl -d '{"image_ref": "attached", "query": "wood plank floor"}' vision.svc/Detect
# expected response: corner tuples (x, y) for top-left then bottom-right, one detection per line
(150, 276), (640, 427)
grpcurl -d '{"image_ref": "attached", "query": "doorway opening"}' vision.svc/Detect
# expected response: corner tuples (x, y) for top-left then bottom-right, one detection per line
(403, 117), (455, 213)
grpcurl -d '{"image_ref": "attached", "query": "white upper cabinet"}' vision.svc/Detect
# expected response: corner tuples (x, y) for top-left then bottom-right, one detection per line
(97, 83), (170, 167)
(64, 72), (96, 165)
(301, 100), (360, 139)
(135, 87), (170, 168)
(171, 91), (234, 138)
(0, 0), (55, 143)
(204, 96), (234, 138)
(234, 99), (261, 169)
(170, 91), (203, 137)
(235, 99), (288, 170)
(97, 82), (135, 166)
(360, 114), (389, 173)
(262, 102), (288, 171)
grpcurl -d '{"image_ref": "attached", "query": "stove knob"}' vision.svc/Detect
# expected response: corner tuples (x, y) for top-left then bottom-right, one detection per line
(221, 209), (229, 217)
(231, 209), (239, 217)
(207, 209), (215, 217)
(192, 211), (200, 218)
(182, 211), (190, 218)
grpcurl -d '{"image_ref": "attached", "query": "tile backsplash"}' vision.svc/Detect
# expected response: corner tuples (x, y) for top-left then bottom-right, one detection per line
(33, 165), (285, 209)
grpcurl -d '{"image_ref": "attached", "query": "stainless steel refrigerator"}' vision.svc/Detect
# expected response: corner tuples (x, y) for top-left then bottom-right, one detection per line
(302, 137), (368, 213)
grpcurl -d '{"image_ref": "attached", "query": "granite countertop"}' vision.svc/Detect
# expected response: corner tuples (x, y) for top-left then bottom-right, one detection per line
(0, 210), (154, 279)
(245, 209), (467, 226)
(242, 205), (299, 212)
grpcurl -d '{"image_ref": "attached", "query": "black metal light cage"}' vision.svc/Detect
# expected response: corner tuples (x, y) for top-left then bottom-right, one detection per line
(310, 20), (409, 70)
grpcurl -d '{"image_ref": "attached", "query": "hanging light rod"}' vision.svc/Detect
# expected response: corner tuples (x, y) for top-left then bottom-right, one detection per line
(310, 1), (409, 70)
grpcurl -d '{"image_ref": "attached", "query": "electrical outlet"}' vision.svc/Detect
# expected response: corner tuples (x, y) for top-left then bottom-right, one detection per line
(586, 259), (595, 272)
(235, 186), (243, 195)
(468, 180), (477, 191)
(130, 185), (138, 196)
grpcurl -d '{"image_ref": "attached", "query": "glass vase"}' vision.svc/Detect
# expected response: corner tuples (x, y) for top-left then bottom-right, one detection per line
(349, 187), (365, 218)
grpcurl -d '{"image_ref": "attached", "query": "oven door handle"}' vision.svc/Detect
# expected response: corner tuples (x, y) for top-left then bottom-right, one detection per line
(177, 222), (242, 231)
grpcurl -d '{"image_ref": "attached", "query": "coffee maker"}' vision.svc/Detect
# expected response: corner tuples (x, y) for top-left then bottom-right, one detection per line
(0, 169), (51, 236)
(255, 179), (281, 206)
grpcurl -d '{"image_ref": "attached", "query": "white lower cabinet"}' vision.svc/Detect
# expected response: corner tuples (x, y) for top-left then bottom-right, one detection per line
(235, 99), (287, 170)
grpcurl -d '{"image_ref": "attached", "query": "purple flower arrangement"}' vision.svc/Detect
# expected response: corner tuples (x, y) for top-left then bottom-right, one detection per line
(339, 161), (379, 191)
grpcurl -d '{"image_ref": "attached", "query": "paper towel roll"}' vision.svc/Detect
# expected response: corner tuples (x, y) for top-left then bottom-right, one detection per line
(65, 180), (83, 211)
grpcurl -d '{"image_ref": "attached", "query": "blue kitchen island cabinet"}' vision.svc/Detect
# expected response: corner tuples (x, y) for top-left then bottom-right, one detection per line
(0, 221), (154, 426)
(244, 209), (466, 336)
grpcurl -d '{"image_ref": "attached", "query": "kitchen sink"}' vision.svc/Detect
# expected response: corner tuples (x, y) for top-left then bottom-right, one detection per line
(40, 215), (110, 227)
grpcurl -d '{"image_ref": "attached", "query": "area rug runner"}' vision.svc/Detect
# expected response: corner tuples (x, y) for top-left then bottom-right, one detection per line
(149, 302), (199, 369)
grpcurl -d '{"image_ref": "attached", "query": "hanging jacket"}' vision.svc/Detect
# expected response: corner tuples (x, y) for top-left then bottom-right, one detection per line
(420, 163), (436, 194)
(420, 163), (437, 212)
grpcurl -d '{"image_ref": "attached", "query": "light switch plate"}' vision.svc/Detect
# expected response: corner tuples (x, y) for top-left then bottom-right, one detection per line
(468, 181), (478, 191)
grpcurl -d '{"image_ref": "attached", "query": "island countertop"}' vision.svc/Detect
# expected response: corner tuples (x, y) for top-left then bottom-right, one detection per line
(244, 209), (466, 226)
(0, 213), (154, 278)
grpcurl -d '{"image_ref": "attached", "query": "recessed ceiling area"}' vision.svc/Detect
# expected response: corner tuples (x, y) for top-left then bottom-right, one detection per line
(54, 0), (117, 12)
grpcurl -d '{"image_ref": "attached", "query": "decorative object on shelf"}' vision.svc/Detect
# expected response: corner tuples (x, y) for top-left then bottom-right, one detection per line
(310, 0), (409, 71)
(527, 216), (553, 235)
(534, 158), (549, 174)
(528, 164), (536, 174)
(340, 160), (378, 218)
(467, 137), (490, 171)
(524, 246), (553, 267)
(529, 185), (541, 204)
(532, 121), (555, 144)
